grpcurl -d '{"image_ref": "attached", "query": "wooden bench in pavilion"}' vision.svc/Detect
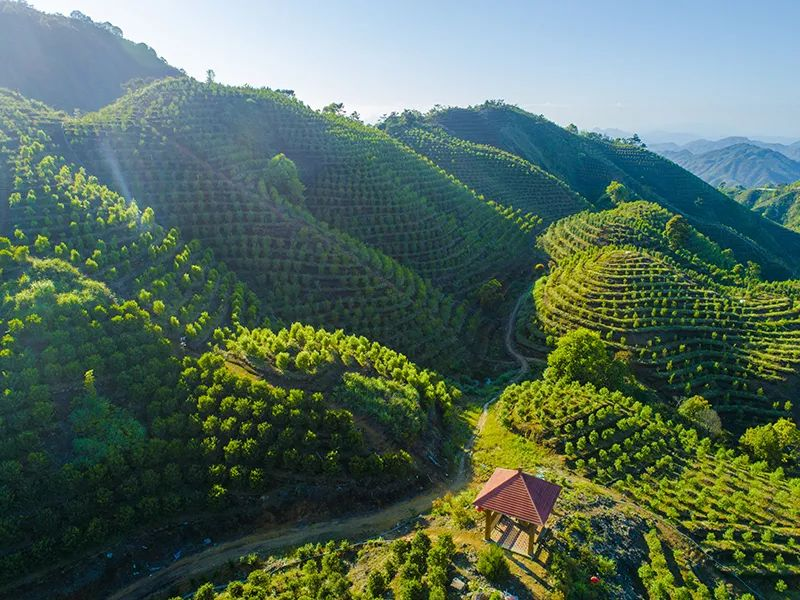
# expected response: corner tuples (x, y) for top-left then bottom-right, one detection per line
(473, 467), (562, 556)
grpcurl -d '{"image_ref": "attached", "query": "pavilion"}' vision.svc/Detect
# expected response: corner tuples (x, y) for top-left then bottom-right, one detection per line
(473, 467), (562, 556)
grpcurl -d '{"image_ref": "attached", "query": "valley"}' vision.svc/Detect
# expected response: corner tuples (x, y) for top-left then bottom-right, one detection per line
(0, 3), (798, 599)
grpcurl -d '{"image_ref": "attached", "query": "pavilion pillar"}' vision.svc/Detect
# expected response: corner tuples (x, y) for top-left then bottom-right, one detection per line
(484, 510), (500, 540)
(527, 523), (539, 556)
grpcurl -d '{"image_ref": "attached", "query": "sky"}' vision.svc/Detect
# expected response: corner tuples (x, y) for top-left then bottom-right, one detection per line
(28, 0), (800, 141)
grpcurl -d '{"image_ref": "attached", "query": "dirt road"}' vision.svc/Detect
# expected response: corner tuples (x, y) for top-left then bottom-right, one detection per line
(110, 286), (533, 599)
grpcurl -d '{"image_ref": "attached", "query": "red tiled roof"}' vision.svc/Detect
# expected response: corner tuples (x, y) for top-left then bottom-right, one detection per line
(473, 468), (561, 526)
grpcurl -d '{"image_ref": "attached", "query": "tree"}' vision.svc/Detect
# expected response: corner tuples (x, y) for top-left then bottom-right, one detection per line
(739, 418), (800, 467)
(365, 570), (387, 598)
(265, 153), (305, 204)
(476, 544), (509, 582)
(545, 329), (627, 390)
(605, 181), (631, 205)
(322, 102), (345, 116)
(477, 278), (504, 309)
(205, 69), (215, 84)
(664, 215), (691, 250)
(193, 583), (215, 600)
(678, 395), (722, 436)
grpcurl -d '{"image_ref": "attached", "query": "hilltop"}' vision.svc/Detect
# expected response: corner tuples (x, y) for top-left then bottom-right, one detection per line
(0, 1), (180, 111)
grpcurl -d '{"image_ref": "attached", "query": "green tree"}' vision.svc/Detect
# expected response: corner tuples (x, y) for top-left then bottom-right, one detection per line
(605, 181), (631, 205)
(545, 328), (627, 390)
(476, 544), (509, 582)
(265, 153), (305, 204)
(477, 278), (504, 309)
(739, 418), (800, 466)
(678, 395), (722, 436)
(664, 215), (691, 250)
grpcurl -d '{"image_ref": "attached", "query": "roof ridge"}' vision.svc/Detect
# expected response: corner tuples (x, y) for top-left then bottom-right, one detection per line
(519, 471), (542, 525)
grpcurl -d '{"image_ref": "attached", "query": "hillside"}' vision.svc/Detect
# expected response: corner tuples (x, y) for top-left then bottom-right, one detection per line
(379, 115), (591, 226)
(534, 200), (800, 430)
(727, 181), (800, 232)
(396, 102), (800, 279)
(12, 79), (539, 371)
(0, 1), (180, 111)
(0, 115), (461, 586)
(661, 143), (800, 187)
(3, 12), (800, 597)
(501, 377), (800, 586)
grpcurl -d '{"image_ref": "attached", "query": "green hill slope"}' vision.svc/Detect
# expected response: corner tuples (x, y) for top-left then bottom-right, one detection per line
(0, 2), (180, 111)
(417, 102), (800, 279)
(0, 126), (461, 583)
(535, 241), (800, 427)
(380, 115), (590, 226)
(501, 378), (800, 587)
(728, 181), (800, 233)
(21, 79), (539, 370)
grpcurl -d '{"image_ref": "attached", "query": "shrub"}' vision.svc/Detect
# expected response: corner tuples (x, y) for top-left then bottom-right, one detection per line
(365, 570), (387, 598)
(476, 544), (509, 582)
(396, 578), (425, 600)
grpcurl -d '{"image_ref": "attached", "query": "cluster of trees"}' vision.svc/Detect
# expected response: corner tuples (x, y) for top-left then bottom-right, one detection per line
(534, 240), (800, 428)
(500, 344), (800, 583)
(184, 533), (457, 600)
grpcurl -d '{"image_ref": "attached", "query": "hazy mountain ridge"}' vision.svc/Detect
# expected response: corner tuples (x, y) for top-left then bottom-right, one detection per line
(0, 0), (180, 111)
(661, 143), (800, 187)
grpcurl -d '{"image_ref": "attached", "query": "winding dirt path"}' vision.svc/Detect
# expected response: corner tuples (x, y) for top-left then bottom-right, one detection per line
(110, 286), (533, 600)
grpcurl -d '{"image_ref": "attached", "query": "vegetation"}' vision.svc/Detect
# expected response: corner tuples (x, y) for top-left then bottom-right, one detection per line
(475, 544), (510, 582)
(47, 78), (540, 371)
(403, 101), (800, 278)
(0, 1), (180, 111)
(180, 533), (457, 600)
(534, 221), (800, 428)
(544, 327), (628, 391)
(500, 376), (800, 585)
(380, 113), (590, 226)
(2, 17), (800, 598)
(726, 180), (800, 233)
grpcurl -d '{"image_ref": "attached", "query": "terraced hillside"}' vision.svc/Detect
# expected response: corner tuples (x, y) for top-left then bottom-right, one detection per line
(2, 87), (501, 371)
(501, 378), (800, 592)
(380, 115), (590, 226)
(540, 200), (737, 277)
(0, 102), (467, 584)
(413, 102), (800, 279)
(0, 166), (460, 587)
(535, 243), (800, 426)
(728, 181), (800, 233)
(36, 79), (538, 369)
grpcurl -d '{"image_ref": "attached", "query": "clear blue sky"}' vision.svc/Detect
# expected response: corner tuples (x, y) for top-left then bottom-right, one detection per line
(29, 0), (800, 140)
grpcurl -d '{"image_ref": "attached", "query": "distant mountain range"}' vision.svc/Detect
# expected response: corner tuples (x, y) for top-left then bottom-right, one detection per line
(651, 136), (800, 162)
(657, 143), (800, 187)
